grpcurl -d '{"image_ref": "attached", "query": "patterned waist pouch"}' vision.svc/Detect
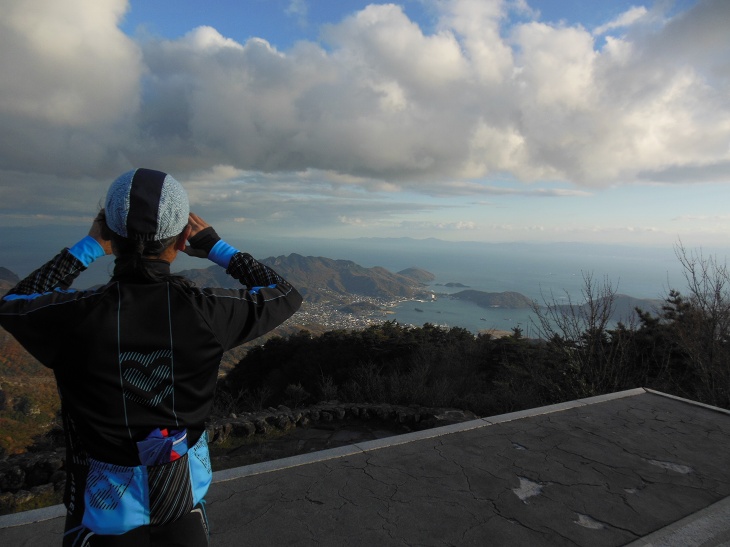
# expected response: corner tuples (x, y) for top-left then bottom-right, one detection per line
(81, 431), (212, 535)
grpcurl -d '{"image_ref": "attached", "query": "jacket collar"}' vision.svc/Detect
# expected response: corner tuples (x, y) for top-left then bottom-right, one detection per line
(111, 258), (172, 282)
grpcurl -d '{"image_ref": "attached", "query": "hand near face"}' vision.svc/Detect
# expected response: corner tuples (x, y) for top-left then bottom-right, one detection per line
(89, 209), (113, 255)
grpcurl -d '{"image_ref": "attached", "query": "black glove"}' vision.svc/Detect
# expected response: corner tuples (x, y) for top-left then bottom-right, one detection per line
(188, 226), (220, 256)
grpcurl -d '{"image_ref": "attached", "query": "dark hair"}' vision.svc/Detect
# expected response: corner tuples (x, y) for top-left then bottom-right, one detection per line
(107, 223), (193, 287)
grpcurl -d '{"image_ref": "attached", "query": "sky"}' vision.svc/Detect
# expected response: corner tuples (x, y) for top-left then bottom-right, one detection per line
(1, 0), (729, 258)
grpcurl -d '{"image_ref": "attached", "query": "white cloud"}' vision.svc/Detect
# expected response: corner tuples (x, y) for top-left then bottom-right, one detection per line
(0, 0), (729, 235)
(338, 215), (367, 226)
(0, 0), (141, 175)
(593, 6), (650, 36)
(286, 0), (308, 17)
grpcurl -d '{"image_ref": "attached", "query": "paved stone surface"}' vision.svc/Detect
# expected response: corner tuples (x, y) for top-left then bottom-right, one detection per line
(2, 388), (730, 546)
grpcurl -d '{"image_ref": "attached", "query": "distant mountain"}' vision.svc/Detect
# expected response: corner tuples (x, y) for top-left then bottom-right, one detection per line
(0, 281), (14, 293)
(179, 254), (432, 303)
(176, 264), (231, 288)
(0, 267), (19, 284)
(611, 294), (662, 319)
(0, 267), (19, 293)
(264, 254), (432, 302)
(397, 267), (435, 284)
(564, 294), (663, 323)
(451, 290), (534, 309)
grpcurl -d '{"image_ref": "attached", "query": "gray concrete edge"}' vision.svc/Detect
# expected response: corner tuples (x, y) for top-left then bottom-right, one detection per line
(624, 495), (730, 547)
(0, 503), (65, 529)
(643, 388), (730, 416)
(1, 387), (725, 530)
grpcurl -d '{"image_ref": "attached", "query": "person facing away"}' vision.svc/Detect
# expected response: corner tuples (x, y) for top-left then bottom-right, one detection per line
(0, 168), (303, 546)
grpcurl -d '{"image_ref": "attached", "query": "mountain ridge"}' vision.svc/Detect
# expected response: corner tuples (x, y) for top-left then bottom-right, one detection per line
(179, 253), (432, 303)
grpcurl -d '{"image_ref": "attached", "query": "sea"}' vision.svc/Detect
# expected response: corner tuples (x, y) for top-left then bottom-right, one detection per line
(319, 238), (692, 336)
(246, 236), (706, 336)
(3, 229), (724, 337)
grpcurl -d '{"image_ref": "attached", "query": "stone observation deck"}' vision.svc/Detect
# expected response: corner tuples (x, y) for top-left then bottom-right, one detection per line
(1, 388), (729, 546)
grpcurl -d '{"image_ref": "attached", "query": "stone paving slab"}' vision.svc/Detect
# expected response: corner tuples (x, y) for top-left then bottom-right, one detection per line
(2, 388), (730, 546)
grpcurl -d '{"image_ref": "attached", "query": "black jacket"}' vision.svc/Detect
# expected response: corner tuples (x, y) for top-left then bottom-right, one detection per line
(0, 247), (302, 465)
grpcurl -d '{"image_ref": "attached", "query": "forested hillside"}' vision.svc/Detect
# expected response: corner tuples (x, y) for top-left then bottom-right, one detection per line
(0, 319), (58, 456)
(219, 249), (730, 416)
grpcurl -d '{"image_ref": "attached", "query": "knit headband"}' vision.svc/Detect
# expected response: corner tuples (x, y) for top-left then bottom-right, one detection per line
(105, 168), (189, 241)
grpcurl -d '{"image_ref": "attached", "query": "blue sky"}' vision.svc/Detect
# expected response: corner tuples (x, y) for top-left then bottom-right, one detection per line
(1, 0), (729, 256)
(119, 1), (698, 49)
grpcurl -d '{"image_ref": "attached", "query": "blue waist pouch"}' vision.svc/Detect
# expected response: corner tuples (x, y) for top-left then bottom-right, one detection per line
(82, 431), (211, 535)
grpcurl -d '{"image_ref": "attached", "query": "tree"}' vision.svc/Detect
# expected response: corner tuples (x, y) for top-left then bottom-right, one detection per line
(531, 272), (635, 397)
(666, 244), (730, 407)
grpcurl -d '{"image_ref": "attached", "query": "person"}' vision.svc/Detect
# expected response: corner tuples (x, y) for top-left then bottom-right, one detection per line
(0, 168), (303, 546)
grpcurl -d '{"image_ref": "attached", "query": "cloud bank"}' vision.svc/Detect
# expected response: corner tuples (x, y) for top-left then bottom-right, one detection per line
(0, 0), (728, 226)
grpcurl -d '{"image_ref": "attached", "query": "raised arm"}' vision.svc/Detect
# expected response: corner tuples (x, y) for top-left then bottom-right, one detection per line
(5, 211), (111, 297)
(183, 212), (289, 288)
(182, 212), (302, 348)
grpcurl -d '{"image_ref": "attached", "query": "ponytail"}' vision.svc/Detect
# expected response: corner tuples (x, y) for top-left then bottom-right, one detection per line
(110, 232), (193, 288)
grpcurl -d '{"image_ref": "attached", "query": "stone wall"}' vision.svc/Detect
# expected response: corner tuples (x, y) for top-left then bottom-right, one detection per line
(205, 401), (476, 445)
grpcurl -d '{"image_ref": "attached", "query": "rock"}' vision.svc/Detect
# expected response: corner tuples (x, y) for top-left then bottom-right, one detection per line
(24, 465), (51, 488)
(433, 409), (477, 425)
(375, 405), (394, 420)
(231, 421), (256, 438)
(30, 483), (54, 496)
(205, 425), (217, 443)
(44, 457), (64, 473)
(50, 470), (66, 485)
(276, 416), (294, 431)
(254, 419), (270, 435)
(0, 466), (25, 491)
(209, 422), (232, 444)
(397, 410), (411, 424)
(0, 491), (14, 509)
(13, 489), (33, 505)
